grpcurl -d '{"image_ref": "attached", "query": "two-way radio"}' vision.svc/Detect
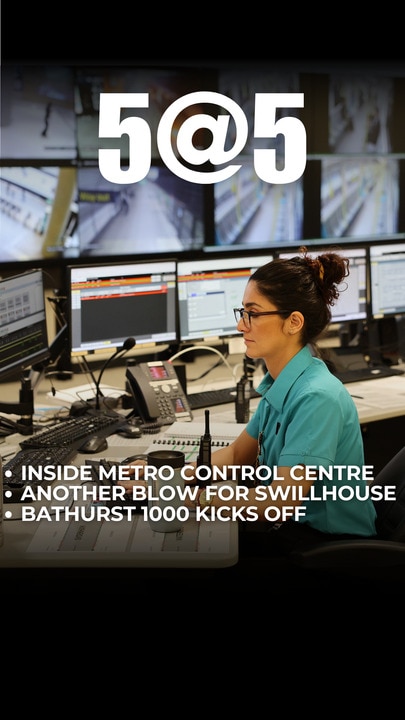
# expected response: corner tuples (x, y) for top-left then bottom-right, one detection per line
(197, 409), (212, 487)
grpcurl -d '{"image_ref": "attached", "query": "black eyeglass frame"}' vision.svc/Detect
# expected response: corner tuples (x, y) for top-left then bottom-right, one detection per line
(233, 307), (290, 326)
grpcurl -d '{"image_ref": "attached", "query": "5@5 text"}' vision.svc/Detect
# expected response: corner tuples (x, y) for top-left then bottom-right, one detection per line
(98, 91), (307, 185)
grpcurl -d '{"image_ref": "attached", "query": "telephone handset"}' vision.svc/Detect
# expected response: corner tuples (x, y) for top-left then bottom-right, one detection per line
(125, 361), (193, 426)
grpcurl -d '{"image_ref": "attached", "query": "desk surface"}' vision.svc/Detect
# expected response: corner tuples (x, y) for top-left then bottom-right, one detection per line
(1, 351), (405, 424)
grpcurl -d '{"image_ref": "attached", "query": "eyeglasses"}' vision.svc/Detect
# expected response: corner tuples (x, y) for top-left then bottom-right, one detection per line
(233, 308), (289, 327)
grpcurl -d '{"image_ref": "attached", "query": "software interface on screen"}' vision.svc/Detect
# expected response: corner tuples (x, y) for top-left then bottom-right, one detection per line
(177, 254), (273, 343)
(68, 259), (177, 355)
(278, 247), (368, 323)
(370, 242), (405, 318)
(0, 268), (49, 379)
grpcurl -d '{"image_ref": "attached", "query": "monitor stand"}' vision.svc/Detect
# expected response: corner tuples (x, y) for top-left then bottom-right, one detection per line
(367, 317), (400, 366)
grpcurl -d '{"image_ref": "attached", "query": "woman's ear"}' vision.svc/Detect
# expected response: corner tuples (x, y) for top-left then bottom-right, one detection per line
(287, 311), (304, 334)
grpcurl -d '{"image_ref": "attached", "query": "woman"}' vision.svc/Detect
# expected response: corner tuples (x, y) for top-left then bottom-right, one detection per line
(122, 247), (377, 557)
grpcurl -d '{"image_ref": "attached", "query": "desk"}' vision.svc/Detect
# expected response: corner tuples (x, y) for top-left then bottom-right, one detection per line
(2, 350), (404, 423)
(342, 375), (405, 424)
(1, 353), (405, 578)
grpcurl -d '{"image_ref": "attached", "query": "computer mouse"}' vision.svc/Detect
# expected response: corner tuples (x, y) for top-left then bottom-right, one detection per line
(70, 400), (90, 416)
(116, 424), (142, 438)
(79, 435), (109, 454)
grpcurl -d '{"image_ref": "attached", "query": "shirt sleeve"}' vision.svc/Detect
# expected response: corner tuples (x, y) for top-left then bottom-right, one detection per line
(278, 388), (357, 467)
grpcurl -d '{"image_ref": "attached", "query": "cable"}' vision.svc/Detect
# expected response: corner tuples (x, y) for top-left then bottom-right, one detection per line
(168, 345), (236, 378)
(191, 355), (227, 382)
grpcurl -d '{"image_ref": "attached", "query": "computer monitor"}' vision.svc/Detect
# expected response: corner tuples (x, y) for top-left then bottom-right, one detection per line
(0, 165), (78, 264)
(369, 242), (405, 318)
(177, 253), (274, 343)
(277, 246), (368, 324)
(0, 268), (49, 381)
(211, 155), (303, 249)
(301, 69), (405, 155)
(1, 64), (76, 161)
(75, 65), (215, 161)
(67, 259), (178, 356)
(320, 156), (402, 242)
(328, 72), (397, 153)
(76, 162), (205, 257)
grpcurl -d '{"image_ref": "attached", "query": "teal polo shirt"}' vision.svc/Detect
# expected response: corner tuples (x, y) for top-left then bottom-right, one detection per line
(246, 345), (377, 536)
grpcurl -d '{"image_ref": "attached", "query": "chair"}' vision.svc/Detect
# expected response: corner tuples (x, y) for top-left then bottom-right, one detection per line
(290, 445), (405, 577)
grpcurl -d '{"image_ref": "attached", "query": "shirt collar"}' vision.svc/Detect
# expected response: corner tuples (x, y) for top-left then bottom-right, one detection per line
(256, 345), (313, 413)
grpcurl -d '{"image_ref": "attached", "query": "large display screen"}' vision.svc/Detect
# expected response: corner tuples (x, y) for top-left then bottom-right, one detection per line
(320, 156), (402, 241)
(76, 163), (205, 257)
(2, 61), (405, 268)
(212, 156), (304, 249)
(0, 165), (78, 263)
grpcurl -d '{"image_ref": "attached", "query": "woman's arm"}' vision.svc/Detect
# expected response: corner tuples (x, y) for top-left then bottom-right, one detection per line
(208, 428), (259, 472)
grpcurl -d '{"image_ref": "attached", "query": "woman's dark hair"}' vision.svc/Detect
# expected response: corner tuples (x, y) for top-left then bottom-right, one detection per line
(249, 246), (350, 344)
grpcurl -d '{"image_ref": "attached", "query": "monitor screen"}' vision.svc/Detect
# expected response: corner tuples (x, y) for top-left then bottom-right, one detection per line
(75, 65), (215, 161)
(328, 73), (393, 153)
(369, 242), (405, 318)
(301, 69), (405, 155)
(320, 155), (403, 242)
(0, 268), (49, 380)
(277, 246), (368, 323)
(177, 253), (274, 343)
(0, 165), (78, 263)
(0, 65), (76, 162)
(67, 258), (178, 356)
(76, 163), (205, 257)
(212, 155), (303, 249)
(211, 66), (303, 250)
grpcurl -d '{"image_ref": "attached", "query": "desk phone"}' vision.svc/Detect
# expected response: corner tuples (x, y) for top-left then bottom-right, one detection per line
(126, 361), (193, 425)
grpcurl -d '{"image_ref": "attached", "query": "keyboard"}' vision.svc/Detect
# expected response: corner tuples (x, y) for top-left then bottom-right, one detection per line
(3, 446), (78, 502)
(188, 385), (261, 410)
(19, 410), (126, 451)
(335, 365), (405, 384)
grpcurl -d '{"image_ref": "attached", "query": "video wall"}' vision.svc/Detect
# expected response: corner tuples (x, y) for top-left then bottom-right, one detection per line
(1, 61), (405, 269)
